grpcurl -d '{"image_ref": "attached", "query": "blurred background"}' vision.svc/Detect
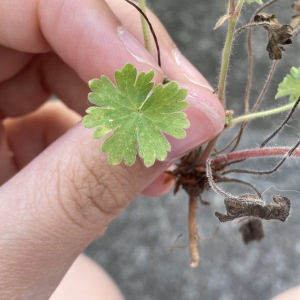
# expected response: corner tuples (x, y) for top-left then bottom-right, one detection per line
(86, 1), (300, 299)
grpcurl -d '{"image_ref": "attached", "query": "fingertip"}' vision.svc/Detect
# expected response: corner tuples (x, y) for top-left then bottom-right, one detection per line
(38, 0), (164, 83)
(166, 83), (225, 161)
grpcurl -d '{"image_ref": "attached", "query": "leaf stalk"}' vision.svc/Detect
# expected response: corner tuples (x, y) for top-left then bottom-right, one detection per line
(200, 0), (245, 164)
(228, 101), (297, 127)
(217, 0), (245, 105)
(138, 0), (152, 53)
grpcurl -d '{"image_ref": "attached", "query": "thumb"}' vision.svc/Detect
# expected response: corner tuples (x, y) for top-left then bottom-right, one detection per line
(0, 1), (225, 299)
(0, 84), (224, 299)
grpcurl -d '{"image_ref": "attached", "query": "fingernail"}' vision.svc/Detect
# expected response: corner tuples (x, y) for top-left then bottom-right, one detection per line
(172, 48), (213, 90)
(118, 26), (161, 72)
(167, 85), (225, 161)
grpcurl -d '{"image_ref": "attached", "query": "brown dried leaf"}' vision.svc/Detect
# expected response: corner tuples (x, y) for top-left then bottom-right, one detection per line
(215, 194), (291, 222)
(291, 15), (300, 31)
(254, 13), (293, 60)
(238, 218), (264, 244)
(292, 1), (300, 15)
(254, 13), (280, 27)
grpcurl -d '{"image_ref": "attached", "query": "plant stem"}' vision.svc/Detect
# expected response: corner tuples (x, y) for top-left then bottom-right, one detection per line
(199, 135), (220, 164)
(188, 194), (200, 268)
(243, 0), (278, 114)
(138, 0), (152, 53)
(217, 0), (245, 105)
(200, 0), (245, 164)
(125, 0), (161, 65)
(214, 147), (300, 164)
(228, 102), (296, 127)
(261, 97), (300, 147)
(229, 0), (235, 14)
(251, 60), (278, 113)
(227, 60), (278, 152)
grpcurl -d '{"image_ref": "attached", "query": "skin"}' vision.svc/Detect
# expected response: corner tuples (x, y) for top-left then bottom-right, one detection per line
(272, 286), (300, 300)
(6, 1), (298, 299)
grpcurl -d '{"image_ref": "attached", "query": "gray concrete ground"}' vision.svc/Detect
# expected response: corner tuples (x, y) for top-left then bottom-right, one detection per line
(86, 1), (300, 299)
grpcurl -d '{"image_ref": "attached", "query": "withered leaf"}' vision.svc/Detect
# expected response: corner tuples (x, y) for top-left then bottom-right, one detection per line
(291, 1), (300, 35)
(238, 218), (264, 244)
(215, 193), (291, 222)
(291, 15), (300, 31)
(254, 13), (279, 27)
(266, 41), (283, 60)
(254, 13), (293, 60)
(292, 1), (300, 15)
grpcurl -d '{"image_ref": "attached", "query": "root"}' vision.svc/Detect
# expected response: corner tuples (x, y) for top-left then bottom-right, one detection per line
(188, 195), (200, 268)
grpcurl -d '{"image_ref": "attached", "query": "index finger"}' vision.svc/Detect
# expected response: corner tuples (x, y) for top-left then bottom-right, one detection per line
(0, 0), (163, 81)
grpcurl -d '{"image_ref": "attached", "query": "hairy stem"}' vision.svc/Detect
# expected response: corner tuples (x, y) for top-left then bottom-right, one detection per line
(138, 0), (152, 53)
(226, 0), (279, 152)
(188, 194), (200, 268)
(214, 146), (300, 164)
(256, 0), (278, 14)
(218, 177), (262, 197)
(229, 102), (296, 127)
(227, 60), (278, 151)
(221, 140), (300, 176)
(199, 135), (220, 164)
(200, 0), (245, 164)
(261, 97), (300, 147)
(218, 0), (245, 105)
(244, 0), (280, 106)
(229, 0), (235, 14)
(251, 60), (278, 113)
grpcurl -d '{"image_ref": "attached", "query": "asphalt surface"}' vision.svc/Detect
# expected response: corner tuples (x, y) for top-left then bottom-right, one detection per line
(86, 1), (300, 299)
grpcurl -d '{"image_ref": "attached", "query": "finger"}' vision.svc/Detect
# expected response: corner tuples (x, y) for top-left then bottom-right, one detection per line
(107, 0), (213, 89)
(142, 84), (225, 197)
(0, 84), (224, 299)
(141, 172), (174, 197)
(0, 53), (90, 117)
(50, 254), (124, 300)
(0, 1), (225, 297)
(108, 0), (219, 198)
(0, 45), (34, 82)
(3, 100), (80, 173)
(272, 286), (300, 300)
(0, 0), (212, 118)
(0, 0), (163, 118)
(0, 0), (162, 80)
(0, 122), (16, 183)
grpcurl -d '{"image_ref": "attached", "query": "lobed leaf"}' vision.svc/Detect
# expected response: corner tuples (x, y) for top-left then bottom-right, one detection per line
(83, 64), (190, 167)
(276, 66), (300, 102)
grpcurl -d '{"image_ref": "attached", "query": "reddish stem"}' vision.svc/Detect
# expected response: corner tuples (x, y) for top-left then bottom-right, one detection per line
(214, 147), (300, 164)
(229, 0), (235, 15)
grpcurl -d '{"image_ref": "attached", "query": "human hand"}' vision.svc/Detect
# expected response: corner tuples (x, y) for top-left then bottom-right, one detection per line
(0, 0), (224, 299)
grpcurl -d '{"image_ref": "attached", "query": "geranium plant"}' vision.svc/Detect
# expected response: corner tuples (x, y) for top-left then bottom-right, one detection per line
(83, 0), (300, 268)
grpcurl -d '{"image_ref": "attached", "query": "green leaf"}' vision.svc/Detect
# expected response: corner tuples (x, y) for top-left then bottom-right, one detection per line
(245, 0), (263, 4)
(276, 67), (300, 102)
(83, 64), (190, 167)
